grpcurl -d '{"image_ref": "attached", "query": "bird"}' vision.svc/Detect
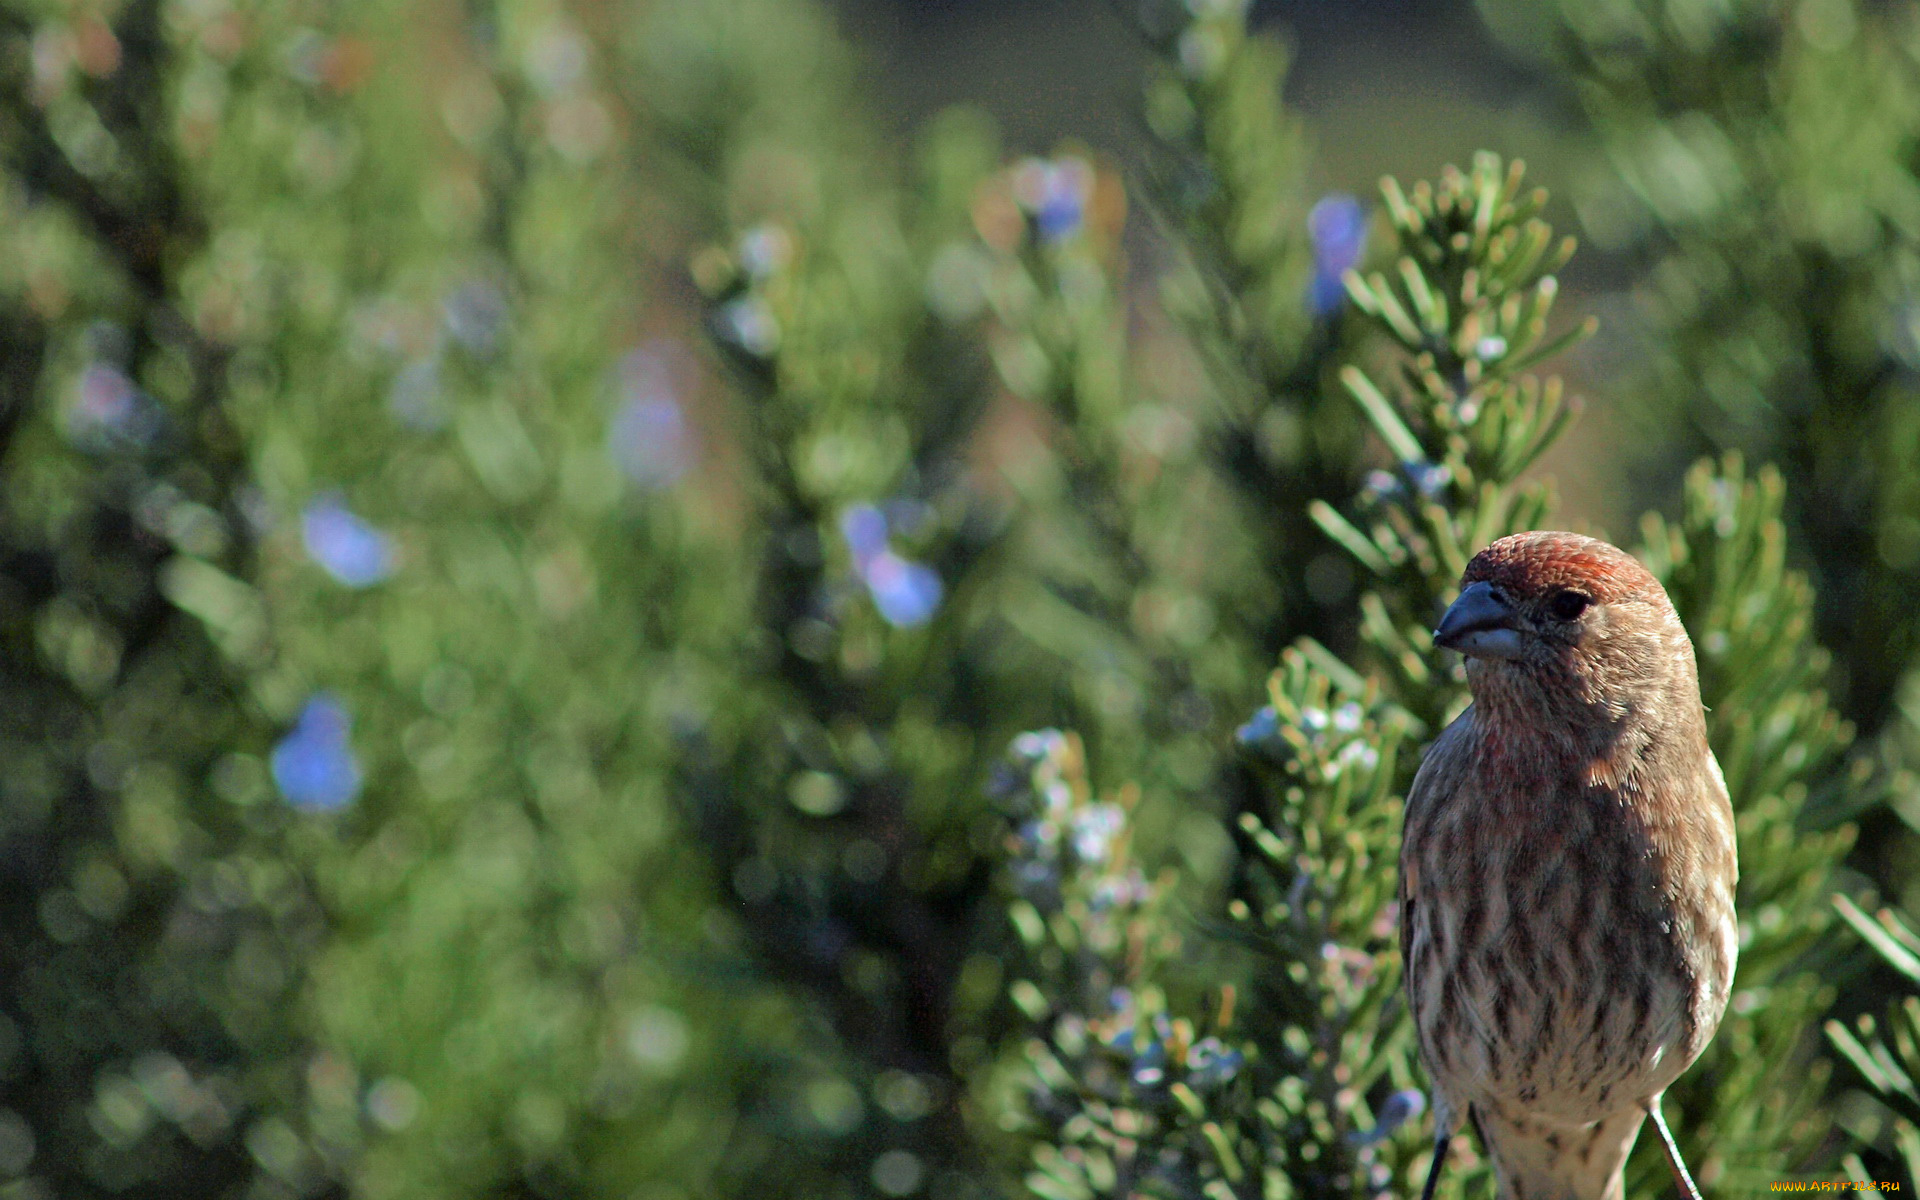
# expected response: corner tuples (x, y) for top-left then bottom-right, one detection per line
(1399, 531), (1738, 1200)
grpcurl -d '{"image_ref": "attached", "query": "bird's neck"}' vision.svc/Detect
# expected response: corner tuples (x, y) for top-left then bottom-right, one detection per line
(1467, 662), (1619, 761)
(1464, 656), (1705, 799)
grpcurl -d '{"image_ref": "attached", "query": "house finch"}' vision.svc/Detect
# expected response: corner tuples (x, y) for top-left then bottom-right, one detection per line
(1402, 531), (1738, 1200)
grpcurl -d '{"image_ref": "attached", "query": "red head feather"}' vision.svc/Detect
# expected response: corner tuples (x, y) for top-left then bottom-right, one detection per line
(1461, 531), (1662, 607)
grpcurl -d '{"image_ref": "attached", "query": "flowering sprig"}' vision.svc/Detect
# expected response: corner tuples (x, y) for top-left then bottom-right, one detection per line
(1220, 655), (1429, 1199)
(1133, 0), (1369, 667)
(996, 729), (1253, 1200)
(1135, 0), (1315, 384)
(972, 150), (1230, 759)
(1307, 153), (1591, 727)
(677, 101), (1047, 1189)
(840, 503), (943, 629)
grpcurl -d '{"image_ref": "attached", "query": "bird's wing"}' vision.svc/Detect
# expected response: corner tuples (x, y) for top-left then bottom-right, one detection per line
(1398, 705), (1478, 930)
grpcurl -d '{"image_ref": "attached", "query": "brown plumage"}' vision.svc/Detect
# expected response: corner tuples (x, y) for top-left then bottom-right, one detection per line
(1401, 531), (1738, 1200)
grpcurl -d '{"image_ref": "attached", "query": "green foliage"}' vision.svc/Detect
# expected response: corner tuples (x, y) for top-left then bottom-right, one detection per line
(1829, 897), (1920, 1188)
(0, 0), (1901, 1198)
(216, 2), (739, 1193)
(994, 731), (1216, 1200)
(1310, 154), (1587, 731)
(1139, 0), (1363, 658)
(1, 2), (765, 1197)
(670, 93), (1020, 1193)
(0, 2), (311, 1194)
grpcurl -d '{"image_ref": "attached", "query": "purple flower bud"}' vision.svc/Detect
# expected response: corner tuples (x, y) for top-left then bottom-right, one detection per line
(737, 225), (793, 280)
(302, 493), (395, 587)
(609, 347), (692, 489)
(1017, 820), (1057, 853)
(861, 551), (941, 628)
(1185, 1037), (1244, 1088)
(1307, 194), (1367, 316)
(839, 505), (889, 568)
(1235, 705), (1280, 747)
(1404, 460), (1452, 499)
(1130, 1038), (1167, 1087)
(1015, 857), (1059, 887)
(1360, 470), (1405, 507)
(1348, 1088), (1426, 1146)
(272, 693), (362, 811)
(1014, 157), (1093, 243)
(1090, 869), (1151, 911)
(1011, 729), (1067, 764)
(69, 363), (163, 448)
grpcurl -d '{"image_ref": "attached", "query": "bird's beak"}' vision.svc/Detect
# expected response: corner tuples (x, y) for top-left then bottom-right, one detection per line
(1433, 581), (1526, 660)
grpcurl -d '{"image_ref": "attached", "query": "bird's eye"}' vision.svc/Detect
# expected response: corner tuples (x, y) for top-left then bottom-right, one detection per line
(1547, 589), (1591, 621)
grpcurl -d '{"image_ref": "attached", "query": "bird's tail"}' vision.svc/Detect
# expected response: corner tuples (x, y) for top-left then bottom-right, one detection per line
(1473, 1105), (1647, 1200)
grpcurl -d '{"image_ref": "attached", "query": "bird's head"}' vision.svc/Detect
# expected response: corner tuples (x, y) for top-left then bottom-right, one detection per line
(1435, 531), (1696, 729)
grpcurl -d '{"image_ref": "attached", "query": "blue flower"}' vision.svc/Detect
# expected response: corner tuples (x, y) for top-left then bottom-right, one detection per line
(1348, 1088), (1426, 1146)
(609, 347), (692, 489)
(861, 551), (942, 628)
(1235, 705), (1280, 747)
(839, 504), (889, 567)
(1014, 157), (1093, 243)
(1307, 194), (1367, 316)
(1185, 1037), (1244, 1088)
(271, 694), (362, 811)
(841, 505), (942, 627)
(68, 363), (163, 449)
(302, 494), (395, 587)
(1404, 460), (1452, 499)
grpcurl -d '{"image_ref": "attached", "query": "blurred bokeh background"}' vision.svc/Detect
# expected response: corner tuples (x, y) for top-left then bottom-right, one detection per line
(2, 0), (1919, 1197)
